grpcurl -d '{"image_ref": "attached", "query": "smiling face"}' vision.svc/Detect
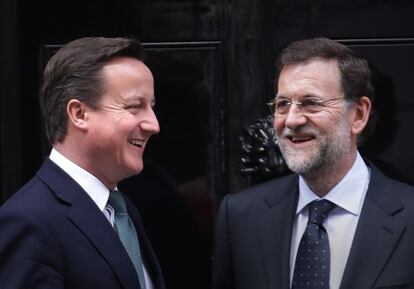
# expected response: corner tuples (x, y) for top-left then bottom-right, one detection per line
(274, 58), (357, 177)
(84, 57), (160, 187)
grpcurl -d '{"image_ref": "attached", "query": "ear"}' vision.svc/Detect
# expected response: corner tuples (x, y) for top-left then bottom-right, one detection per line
(67, 99), (89, 130)
(351, 96), (371, 135)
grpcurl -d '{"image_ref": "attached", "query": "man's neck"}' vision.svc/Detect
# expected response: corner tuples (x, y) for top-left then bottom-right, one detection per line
(52, 144), (116, 190)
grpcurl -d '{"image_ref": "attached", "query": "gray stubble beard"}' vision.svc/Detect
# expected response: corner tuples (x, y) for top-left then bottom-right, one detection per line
(277, 112), (352, 178)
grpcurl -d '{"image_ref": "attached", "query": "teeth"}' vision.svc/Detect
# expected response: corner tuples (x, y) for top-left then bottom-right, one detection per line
(128, 139), (144, 147)
(291, 136), (313, 142)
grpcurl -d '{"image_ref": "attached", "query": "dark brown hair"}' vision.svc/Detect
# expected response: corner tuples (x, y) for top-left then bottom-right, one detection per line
(39, 37), (144, 144)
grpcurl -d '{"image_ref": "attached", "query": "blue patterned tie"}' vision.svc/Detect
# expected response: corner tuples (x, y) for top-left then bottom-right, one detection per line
(292, 200), (335, 289)
(109, 190), (147, 289)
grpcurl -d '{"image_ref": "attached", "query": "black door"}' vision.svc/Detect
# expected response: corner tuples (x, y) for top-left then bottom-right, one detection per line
(1, 1), (414, 289)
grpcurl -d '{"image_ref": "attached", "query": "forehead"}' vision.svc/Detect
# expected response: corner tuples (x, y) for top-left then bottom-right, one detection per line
(102, 56), (153, 83)
(100, 57), (154, 102)
(277, 58), (342, 98)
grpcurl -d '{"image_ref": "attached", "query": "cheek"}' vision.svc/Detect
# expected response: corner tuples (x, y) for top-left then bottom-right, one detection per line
(113, 114), (137, 131)
(273, 118), (284, 134)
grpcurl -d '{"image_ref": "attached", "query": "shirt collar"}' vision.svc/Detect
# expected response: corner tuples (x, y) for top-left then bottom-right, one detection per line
(49, 148), (111, 211)
(296, 152), (370, 216)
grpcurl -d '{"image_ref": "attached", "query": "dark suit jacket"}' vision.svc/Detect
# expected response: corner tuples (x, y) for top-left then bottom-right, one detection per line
(0, 159), (165, 289)
(213, 163), (414, 289)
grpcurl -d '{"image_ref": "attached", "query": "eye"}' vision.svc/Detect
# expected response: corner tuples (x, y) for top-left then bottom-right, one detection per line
(126, 104), (143, 114)
(300, 99), (322, 109)
(275, 99), (290, 110)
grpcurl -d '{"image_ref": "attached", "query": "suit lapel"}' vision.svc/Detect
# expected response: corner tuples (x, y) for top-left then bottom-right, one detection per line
(37, 160), (140, 289)
(256, 176), (299, 289)
(68, 196), (140, 289)
(339, 166), (405, 289)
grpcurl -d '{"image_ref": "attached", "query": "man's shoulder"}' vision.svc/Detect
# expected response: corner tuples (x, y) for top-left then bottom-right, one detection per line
(1, 174), (53, 215)
(368, 163), (414, 211)
(369, 163), (414, 194)
(221, 173), (298, 211)
(0, 159), (68, 216)
(381, 175), (414, 203)
(236, 173), (297, 196)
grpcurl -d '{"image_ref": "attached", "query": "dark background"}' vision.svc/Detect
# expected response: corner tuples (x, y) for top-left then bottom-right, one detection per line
(1, 1), (414, 288)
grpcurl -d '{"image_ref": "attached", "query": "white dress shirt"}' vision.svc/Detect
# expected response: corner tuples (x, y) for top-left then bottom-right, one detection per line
(289, 152), (370, 289)
(49, 148), (154, 289)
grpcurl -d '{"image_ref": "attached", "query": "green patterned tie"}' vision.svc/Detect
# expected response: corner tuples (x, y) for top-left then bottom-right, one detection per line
(108, 190), (147, 289)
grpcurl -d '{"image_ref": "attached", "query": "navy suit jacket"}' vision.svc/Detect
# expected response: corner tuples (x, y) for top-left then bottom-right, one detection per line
(213, 163), (414, 289)
(0, 159), (165, 289)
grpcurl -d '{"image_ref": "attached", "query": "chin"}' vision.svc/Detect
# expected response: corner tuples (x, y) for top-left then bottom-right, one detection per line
(132, 165), (144, 175)
(123, 162), (144, 178)
(284, 153), (317, 172)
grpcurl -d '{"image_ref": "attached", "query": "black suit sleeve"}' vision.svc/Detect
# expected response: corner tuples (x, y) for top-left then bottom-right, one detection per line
(212, 194), (235, 289)
(0, 212), (64, 289)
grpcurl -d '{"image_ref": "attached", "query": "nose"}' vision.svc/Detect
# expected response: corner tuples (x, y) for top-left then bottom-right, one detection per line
(140, 108), (160, 134)
(283, 104), (307, 129)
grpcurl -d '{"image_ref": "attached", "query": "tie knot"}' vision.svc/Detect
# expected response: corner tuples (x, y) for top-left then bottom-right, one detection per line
(108, 190), (127, 214)
(308, 199), (335, 225)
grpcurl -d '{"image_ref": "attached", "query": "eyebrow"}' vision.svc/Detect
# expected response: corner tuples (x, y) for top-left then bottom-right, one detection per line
(276, 93), (323, 99)
(126, 95), (156, 106)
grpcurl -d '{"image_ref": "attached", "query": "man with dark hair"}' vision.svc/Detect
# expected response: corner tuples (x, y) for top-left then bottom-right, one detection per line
(0, 37), (164, 289)
(213, 37), (414, 289)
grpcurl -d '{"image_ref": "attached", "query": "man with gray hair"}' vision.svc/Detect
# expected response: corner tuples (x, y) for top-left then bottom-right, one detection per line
(213, 37), (414, 289)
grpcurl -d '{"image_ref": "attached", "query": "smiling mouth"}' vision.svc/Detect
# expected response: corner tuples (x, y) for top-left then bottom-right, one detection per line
(128, 139), (145, 148)
(288, 135), (315, 144)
